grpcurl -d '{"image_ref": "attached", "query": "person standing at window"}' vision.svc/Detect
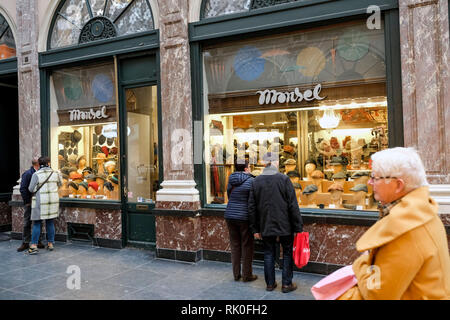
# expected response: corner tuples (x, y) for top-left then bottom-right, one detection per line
(28, 156), (62, 254)
(249, 152), (303, 293)
(17, 157), (44, 252)
(224, 159), (257, 282)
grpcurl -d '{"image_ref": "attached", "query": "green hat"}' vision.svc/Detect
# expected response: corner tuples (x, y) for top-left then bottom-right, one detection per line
(302, 184), (318, 195)
(332, 171), (347, 180)
(350, 184), (368, 192)
(330, 156), (344, 165)
(351, 171), (369, 179)
(95, 175), (107, 181)
(78, 181), (88, 190)
(110, 175), (119, 185)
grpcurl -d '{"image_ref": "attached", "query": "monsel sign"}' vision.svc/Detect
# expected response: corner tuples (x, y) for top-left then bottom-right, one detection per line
(256, 84), (326, 105)
(69, 105), (109, 121)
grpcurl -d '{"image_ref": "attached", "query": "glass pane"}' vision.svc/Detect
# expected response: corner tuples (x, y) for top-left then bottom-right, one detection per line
(203, 20), (388, 211)
(203, 0), (251, 19)
(116, 0), (153, 36)
(50, 63), (120, 201)
(89, 0), (107, 17)
(126, 86), (159, 203)
(0, 16), (16, 60)
(50, 16), (81, 49)
(106, 0), (132, 22)
(60, 0), (90, 28)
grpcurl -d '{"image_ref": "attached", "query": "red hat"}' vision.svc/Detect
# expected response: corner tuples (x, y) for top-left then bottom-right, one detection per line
(88, 181), (99, 192)
(69, 172), (83, 180)
(101, 146), (109, 157)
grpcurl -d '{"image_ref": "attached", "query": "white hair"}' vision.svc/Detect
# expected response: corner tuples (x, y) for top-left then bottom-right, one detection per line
(371, 147), (429, 191)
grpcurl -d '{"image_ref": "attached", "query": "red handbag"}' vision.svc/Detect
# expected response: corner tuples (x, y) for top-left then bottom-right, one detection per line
(293, 232), (310, 268)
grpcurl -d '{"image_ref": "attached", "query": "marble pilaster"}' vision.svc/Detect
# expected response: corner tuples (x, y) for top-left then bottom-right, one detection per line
(399, 0), (450, 185)
(16, 0), (41, 175)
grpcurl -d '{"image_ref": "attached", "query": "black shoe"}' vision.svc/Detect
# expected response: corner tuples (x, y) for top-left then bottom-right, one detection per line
(282, 282), (297, 293)
(266, 281), (277, 291)
(242, 275), (258, 282)
(28, 247), (38, 255)
(17, 243), (29, 252)
(37, 242), (45, 249)
(234, 275), (241, 281)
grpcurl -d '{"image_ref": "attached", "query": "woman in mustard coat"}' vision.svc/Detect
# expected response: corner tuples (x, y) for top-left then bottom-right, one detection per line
(338, 148), (450, 300)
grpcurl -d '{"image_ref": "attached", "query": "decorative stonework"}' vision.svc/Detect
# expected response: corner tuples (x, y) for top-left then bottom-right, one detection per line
(79, 17), (117, 44)
(399, 0), (450, 184)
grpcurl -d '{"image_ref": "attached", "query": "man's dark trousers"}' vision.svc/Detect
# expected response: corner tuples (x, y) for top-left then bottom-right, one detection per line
(263, 235), (294, 286)
(23, 205), (41, 244)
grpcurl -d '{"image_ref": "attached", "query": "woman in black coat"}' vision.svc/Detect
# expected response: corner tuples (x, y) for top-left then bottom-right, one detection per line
(224, 160), (257, 282)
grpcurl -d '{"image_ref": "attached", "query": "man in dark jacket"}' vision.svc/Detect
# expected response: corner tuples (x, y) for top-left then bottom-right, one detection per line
(249, 152), (303, 293)
(224, 159), (257, 282)
(17, 158), (44, 252)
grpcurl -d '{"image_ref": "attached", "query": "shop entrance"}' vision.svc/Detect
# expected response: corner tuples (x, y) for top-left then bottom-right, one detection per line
(0, 74), (18, 202)
(118, 54), (160, 248)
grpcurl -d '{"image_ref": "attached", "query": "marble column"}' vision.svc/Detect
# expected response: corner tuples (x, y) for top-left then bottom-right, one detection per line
(16, 0), (41, 174)
(156, 0), (200, 210)
(399, 0), (450, 213)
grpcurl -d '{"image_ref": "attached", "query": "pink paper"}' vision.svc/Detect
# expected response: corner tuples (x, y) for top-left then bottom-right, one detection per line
(311, 265), (357, 300)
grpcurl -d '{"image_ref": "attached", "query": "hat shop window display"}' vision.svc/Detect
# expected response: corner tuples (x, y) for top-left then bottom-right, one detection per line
(327, 183), (344, 209)
(287, 171), (302, 204)
(304, 159), (317, 181)
(302, 184), (319, 208)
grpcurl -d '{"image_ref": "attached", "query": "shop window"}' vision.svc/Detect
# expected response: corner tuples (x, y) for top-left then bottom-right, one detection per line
(50, 62), (120, 201)
(0, 14), (16, 60)
(49, 0), (154, 49)
(203, 20), (388, 212)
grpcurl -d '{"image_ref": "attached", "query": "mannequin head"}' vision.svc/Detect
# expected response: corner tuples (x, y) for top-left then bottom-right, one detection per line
(88, 181), (99, 196)
(77, 156), (86, 169)
(350, 184), (368, 207)
(105, 161), (116, 175)
(77, 182), (88, 197)
(328, 183), (344, 207)
(284, 159), (296, 173)
(287, 171), (300, 185)
(311, 170), (324, 191)
(303, 184), (318, 207)
(351, 172), (370, 185)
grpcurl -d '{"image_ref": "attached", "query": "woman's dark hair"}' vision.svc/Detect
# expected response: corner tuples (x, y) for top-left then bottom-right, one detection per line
(234, 159), (249, 172)
(38, 156), (50, 166)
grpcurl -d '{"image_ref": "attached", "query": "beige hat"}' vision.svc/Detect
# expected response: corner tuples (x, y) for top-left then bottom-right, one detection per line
(328, 183), (344, 192)
(311, 170), (324, 179)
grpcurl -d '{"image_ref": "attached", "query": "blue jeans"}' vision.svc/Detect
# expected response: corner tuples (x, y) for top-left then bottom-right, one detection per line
(263, 235), (294, 286)
(31, 219), (55, 245)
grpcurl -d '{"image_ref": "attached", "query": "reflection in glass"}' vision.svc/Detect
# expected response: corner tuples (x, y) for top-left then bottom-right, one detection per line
(126, 86), (159, 203)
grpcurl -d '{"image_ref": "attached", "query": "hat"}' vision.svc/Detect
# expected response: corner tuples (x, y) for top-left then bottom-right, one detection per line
(302, 184), (318, 195)
(60, 166), (72, 176)
(78, 181), (88, 190)
(311, 170), (324, 179)
(93, 134), (98, 145)
(287, 170), (300, 178)
(95, 125), (103, 135)
(105, 161), (116, 169)
(283, 145), (294, 153)
(88, 181), (99, 192)
(101, 146), (109, 157)
(98, 134), (106, 145)
(284, 159), (296, 166)
(68, 154), (77, 164)
(292, 182), (302, 190)
(61, 173), (69, 180)
(350, 184), (368, 192)
(305, 159), (317, 166)
(82, 167), (93, 174)
(85, 174), (96, 181)
(107, 137), (114, 146)
(69, 172), (83, 180)
(330, 156), (344, 165)
(95, 175), (107, 181)
(104, 181), (114, 191)
(332, 171), (347, 180)
(343, 204), (357, 210)
(110, 147), (118, 155)
(351, 171), (369, 179)
(110, 175), (119, 185)
(93, 152), (107, 160)
(71, 130), (82, 143)
(68, 182), (78, 190)
(93, 145), (102, 155)
(328, 182), (344, 192)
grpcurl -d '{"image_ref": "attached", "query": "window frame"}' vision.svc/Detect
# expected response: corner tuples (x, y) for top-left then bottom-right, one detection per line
(191, 0), (403, 217)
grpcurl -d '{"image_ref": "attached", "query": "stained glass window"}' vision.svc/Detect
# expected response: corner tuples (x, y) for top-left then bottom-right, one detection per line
(0, 14), (16, 60)
(49, 0), (154, 49)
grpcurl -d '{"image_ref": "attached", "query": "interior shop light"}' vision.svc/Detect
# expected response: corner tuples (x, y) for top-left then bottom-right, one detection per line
(318, 108), (341, 129)
(271, 121), (288, 125)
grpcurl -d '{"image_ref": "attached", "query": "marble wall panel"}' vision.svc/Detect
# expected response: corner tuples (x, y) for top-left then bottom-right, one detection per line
(156, 201), (200, 211)
(95, 210), (121, 240)
(12, 206), (25, 233)
(201, 216), (230, 251)
(0, 202), (12, 225)
(156, 215), (202, 251)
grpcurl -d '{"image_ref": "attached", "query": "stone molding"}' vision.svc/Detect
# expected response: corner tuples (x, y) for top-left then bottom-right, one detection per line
(156, 180), (200, 203)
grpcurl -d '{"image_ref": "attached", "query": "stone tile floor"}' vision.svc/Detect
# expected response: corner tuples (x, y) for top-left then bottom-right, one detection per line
(0, 237), (324, 300)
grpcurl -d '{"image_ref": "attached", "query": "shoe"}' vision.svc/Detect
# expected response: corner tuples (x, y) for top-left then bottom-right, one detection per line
(17, 243), (29, 252)
(266, 281), (277, 291)
(282, 282), (298, 293)
(234, 275), (241, 281)
(47, 243), (54, 251)
(242, 275), (258, 282)
(37, 242), (45, 249)
(28, 247), (38, 255)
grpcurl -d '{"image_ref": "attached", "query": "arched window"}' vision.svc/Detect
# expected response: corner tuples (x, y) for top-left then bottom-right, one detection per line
(49, 0), (154, 50)
(201, 0), (301, 19)
(0, 14), (15, 60)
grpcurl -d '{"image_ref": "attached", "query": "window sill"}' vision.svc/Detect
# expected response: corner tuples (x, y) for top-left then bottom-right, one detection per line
(59, 198), (121, 210)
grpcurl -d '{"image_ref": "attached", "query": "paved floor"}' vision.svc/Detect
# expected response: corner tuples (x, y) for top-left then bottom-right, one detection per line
(0, 236), (324, 300)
